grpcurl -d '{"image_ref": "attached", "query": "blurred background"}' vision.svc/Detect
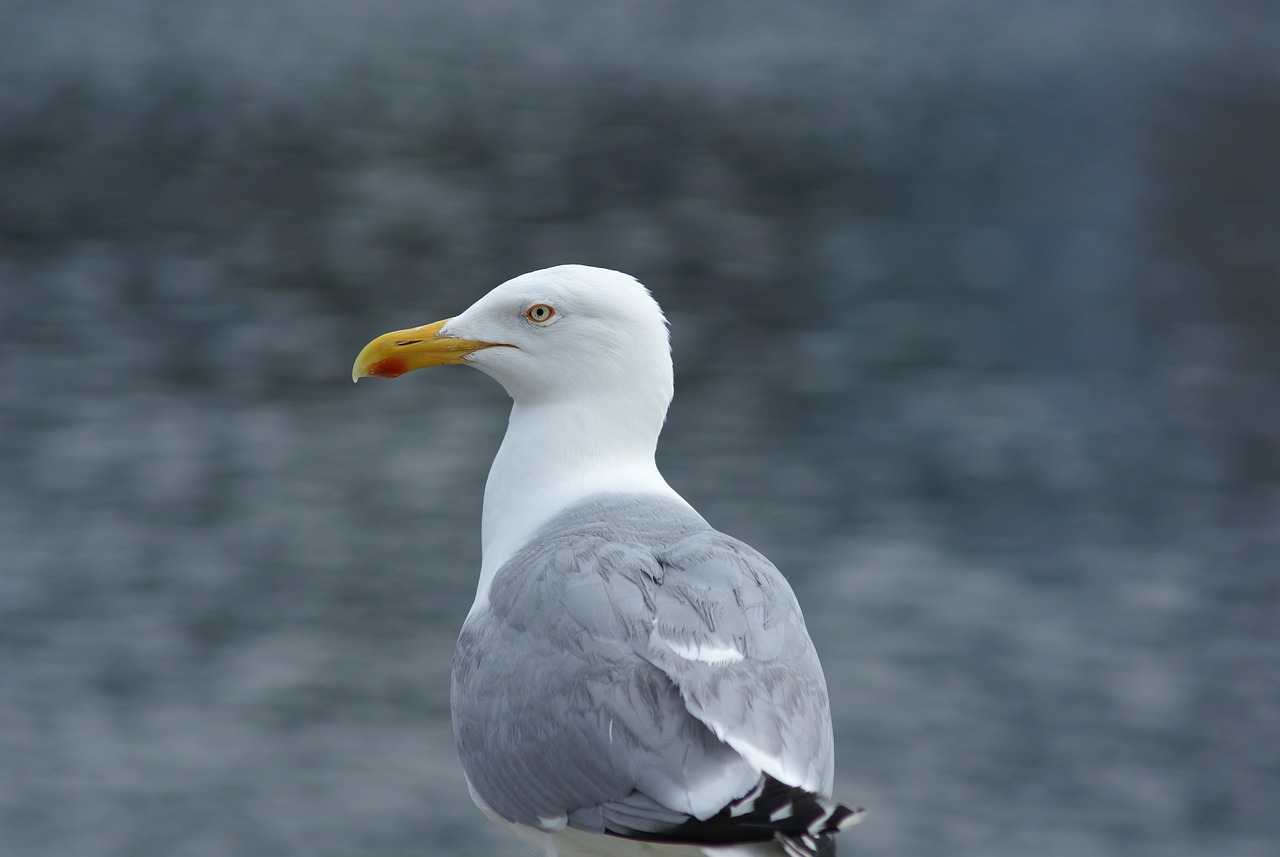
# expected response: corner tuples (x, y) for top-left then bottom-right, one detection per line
(2, 1), (1278, 855)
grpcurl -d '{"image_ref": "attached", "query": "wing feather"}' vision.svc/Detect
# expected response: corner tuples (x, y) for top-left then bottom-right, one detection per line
(451, 494), (844, 849)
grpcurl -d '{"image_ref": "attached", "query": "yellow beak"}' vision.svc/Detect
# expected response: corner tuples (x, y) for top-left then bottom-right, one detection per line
(351, 318), (505, 381)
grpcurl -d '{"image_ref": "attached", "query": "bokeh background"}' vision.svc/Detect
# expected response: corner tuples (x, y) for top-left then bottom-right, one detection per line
(3, 2), (1278, 856)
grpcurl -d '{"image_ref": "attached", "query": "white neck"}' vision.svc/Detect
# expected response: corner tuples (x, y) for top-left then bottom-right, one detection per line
(469, 395), (688, 617)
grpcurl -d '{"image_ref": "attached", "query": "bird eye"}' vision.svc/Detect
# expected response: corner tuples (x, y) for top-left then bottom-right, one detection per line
(525, 303), (555, 323)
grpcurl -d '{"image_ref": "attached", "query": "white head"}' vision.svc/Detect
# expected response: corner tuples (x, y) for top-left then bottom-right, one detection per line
(352, 264), (675, 441)
(353, 265), (688, 583)
(445, 266), (673, 413)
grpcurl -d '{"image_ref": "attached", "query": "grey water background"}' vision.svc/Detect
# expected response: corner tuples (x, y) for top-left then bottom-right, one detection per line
(2, 1), (1278, 855)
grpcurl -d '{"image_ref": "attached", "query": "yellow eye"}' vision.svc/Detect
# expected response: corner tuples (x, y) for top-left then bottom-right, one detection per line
(525, 303), (555, 323)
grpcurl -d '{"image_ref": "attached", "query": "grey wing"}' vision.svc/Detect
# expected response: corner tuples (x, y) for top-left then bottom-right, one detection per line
(646, 529), (836, 796)
(451, 511), (835, 838)
(451, 535), (761, 833)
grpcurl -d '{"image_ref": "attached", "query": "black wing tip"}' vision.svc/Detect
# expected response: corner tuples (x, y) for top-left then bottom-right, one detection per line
(774, 788), (866, 857)
(600, 774), (864, 853)
(740, 773), (864, 838)
(805, 804), (867, 853)
(827, 802), (867, 833)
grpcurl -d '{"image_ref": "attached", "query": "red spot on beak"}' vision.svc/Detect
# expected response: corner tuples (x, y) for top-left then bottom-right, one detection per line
(367, 357), (408, 378)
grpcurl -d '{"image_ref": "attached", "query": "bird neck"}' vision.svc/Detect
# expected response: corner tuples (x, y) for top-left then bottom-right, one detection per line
(470, 395), (685, 615)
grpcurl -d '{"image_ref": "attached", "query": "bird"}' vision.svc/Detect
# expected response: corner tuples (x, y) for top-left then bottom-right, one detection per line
(352, 265), (863, 857)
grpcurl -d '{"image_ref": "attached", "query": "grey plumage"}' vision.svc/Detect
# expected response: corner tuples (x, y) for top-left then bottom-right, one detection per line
(452, 494), (853, 852)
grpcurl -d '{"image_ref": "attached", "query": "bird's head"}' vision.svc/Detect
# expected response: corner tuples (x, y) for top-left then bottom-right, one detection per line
(353, 265), (674, 415)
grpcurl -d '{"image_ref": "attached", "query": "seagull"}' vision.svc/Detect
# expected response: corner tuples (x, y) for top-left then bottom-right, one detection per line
(352, 265), (863, 856)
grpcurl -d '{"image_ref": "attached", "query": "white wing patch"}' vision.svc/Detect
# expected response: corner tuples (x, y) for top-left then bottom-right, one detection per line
(715, 734), (821, 796)
(656, 632), (745, 667)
